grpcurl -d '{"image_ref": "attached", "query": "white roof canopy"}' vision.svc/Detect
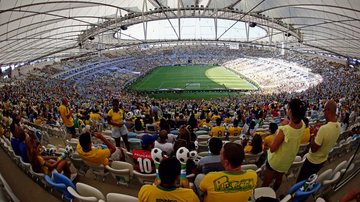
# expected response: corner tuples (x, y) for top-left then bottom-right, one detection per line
(1, 0), (359, 65)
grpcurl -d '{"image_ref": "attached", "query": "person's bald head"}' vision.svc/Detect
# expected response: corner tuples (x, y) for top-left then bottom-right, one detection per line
(325, 100), (337, 115)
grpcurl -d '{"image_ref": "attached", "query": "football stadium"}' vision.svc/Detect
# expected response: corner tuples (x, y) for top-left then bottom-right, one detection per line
(0, 0), (359, 202)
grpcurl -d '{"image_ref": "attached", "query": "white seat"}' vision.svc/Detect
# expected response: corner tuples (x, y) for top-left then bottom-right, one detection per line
(107, 193), (138, 202)
(83, 161), (109, 182)
(317, 171), (341, 196)
(197, 135), (211, 142)
(76, 182), (106, 201)
(70, 153), (89, 175)
(279, 194), (292, 202)
(122, 148), (135, 165)
(241, 164), (258, 171)
(198, 151), (209, 157)
(316, 169), (333, 184)
(228, 136), (240, 142)
(67, 186), (98, 202)
(315, 197), (326, 202)
(332, 160), (347, 176)
(244, 152), (263, 164)
(105, 161), (133, 186)
(253, 187), (276, 200)
(133, 170), (156, 185)
(285, 157), (306, 179)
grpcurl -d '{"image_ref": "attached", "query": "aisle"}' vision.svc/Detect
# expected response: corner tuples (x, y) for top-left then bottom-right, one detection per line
(0, 148), (60, 202)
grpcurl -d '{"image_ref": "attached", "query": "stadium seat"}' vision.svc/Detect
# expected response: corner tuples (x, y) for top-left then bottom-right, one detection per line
(133, 170), (156, 185)
(286, 180), (321, 202)
(332, 160), (347, 176)
(83, 161), (109, 182)
(253, 187), (276, 201)
(285, 156), (306, 179)
(67, 186), (98, 202)
(69, 153), (89, 175)
(244, 152), (263, 164)
(121, 148), (135, 165)
(316, 169), (333, 184)
(44, 175), (73, 201)
(105, 161), (133, 186)
(241, 164), (258, 171)
(107, 193), (138, 202)
(76, 182), (106, 201)
(197, 151), (209, 157)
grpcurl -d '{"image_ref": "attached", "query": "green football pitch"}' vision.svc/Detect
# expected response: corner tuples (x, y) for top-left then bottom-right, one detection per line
(129, 65), (257, 99)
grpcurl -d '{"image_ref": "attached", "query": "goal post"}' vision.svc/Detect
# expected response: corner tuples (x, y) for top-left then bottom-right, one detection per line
(185, 83), (201, 90)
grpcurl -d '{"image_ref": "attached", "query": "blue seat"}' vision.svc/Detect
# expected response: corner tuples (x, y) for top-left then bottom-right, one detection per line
(287, 180), (321, 202)
(53, 172), (75, 190)
(128, 132), (137, 138)
(44, 175), (72, 201)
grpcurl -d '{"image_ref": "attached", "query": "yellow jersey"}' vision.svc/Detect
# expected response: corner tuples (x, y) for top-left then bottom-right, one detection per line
(76, 143), (111, 165)
(138, 184), (199, 202)
(107, 109), (124, 128)
(58, 104), (74, 127)
(200, 170), (257, 202)
(228, 126), (241, 136)
(210, 126), (225, 137)
(263, 134), (275, 151)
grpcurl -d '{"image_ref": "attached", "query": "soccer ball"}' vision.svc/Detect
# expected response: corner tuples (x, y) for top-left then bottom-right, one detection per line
(151, 148), (163, 164)
(194, 141), (199, 150)
(125, 111), (134, 120)
(240, 134), (247, 140)
(65, 145), (74, 154)
(189, 150), (198, 160)
(176, 147), (189, 165)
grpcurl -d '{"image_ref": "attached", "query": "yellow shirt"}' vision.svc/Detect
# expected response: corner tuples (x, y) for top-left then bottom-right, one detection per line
(37, 155), (49, 175)
(307, 122), (341, 164)
(224, 117), (232, 124)
(211, 115), (221, 122)
(76, 143), (111, 165)
(228, 126), (241, 136)
(58, 104), (74, 127)
(210, 126), (225, 137)
(90, 112), (101, 122)
(268, 123), (305, 173)
(200, 170), (257, 202)
(107, 109), (124, 128)
(263, 134), (275, 150)
(138, 185), (199, 202)
(300, 127), (311, 144)
(35, 118), (43, 126)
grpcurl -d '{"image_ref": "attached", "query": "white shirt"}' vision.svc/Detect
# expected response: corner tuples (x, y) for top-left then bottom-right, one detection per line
(154, 141), (174, 156)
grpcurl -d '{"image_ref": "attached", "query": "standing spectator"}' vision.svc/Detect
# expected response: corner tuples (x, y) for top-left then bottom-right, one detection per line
(296, 100), (341, 182)
(261, 98), (306, 191)
(58, 97), (76, 138)
(138, 157), (199, 202)
(199, 143), (257, 202)
(107, 99), (130, 151)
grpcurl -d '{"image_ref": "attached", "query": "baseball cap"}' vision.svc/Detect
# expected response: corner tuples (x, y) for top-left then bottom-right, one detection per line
(141, 134), (158, 146)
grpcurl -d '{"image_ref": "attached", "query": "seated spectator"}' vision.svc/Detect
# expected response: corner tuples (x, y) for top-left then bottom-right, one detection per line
(210, 118), (225, 138)
(77, 132), (116, 165)
(154, 130), (174, 156)
(27, 135), (71, 178)
(199, 143), (257, 202)
(10, 122), (29, 163)
(244, 134), (263, 154)
(138, 157), (199, 202)
(133, 134), (158, 174)
(197, 137), (224, 174)
(263, 123), (278, 151)
(227, 119), (241, 136)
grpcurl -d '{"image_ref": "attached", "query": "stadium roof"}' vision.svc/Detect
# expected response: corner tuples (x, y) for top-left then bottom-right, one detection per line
(1, 0), (359, 65)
